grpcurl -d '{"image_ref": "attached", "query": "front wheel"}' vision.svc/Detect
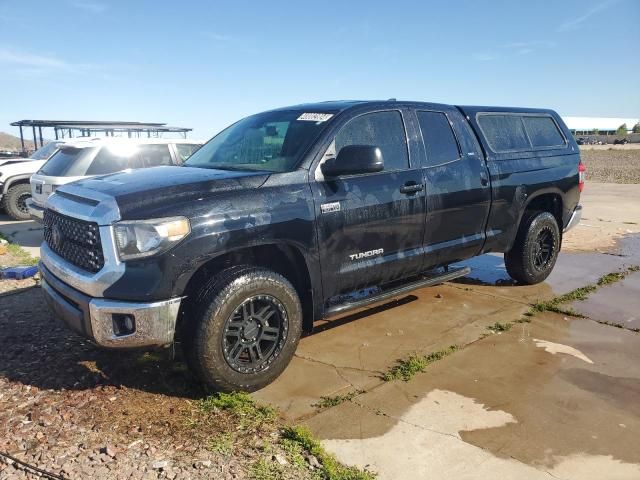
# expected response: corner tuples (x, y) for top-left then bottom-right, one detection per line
(5, 183), (32, 220)
(505, 211), (561, 285)
(183, 266), (302, 392)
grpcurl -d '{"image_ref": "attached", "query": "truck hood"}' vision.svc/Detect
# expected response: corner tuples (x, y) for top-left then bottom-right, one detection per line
(54, 165), (270, 220)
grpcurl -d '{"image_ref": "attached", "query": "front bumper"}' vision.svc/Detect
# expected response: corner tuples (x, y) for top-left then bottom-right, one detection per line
(26, 198), (44, 222)
(40, 263), (181, 348)
(563, 204), (582, 232)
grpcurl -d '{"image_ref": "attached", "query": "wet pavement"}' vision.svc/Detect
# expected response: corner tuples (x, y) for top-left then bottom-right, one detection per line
(0, 213), (42, 258)
(255, 228), (640, 478)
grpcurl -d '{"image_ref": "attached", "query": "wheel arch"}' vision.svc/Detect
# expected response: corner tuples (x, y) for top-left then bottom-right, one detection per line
(2, 174), (32, 194)
(179, 242), (316, 332)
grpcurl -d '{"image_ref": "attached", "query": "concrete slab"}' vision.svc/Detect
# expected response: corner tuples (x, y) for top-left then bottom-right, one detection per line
(571, 271), (640, 331)
(0, 213), (42, 257)
(309, 313), (640, 479)
(256, 283), (529, 420)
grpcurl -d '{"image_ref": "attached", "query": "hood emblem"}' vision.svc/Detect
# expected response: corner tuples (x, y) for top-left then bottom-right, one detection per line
(51, 224), (64, 249)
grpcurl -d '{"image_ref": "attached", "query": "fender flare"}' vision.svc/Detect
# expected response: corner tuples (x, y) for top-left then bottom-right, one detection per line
(2, 174), (32, 194)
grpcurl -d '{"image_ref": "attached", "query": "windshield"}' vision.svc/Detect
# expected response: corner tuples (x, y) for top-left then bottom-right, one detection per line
(184, 110), (335, 173)
(38, 147), (98, 176)
(30, 142), (61, 160)
(175, 143), (202, 163)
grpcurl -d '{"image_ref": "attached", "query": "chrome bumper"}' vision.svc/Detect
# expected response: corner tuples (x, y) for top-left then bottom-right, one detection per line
(26, 198), (44, 222)
(563, 204), (582, 232)
(41, 264), (181, 348)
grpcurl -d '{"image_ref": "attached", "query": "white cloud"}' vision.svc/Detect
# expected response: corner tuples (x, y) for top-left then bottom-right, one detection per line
(472, 52), (498, 62)
(557, 0), (619, 32)
(0, 48), (68, 69)
(201, 31), (232, 41)
(69, 1), (108, 14)
(0, 47), (107, 77)
(504, 40), (557, 49)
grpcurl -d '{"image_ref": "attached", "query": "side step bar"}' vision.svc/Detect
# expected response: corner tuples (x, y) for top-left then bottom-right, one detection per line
(325, 266), (471, 316)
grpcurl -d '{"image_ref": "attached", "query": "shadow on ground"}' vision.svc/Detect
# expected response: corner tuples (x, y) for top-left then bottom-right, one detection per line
(0, 287), (205, 398)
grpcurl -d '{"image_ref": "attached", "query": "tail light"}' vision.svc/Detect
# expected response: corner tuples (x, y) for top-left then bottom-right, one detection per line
(578, 161), (586, 192)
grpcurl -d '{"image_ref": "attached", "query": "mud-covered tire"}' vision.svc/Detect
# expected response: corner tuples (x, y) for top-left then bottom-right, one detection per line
(183, 266), (302, 392)
(4, 183), (31, 220)
(505, 211), (561, 285)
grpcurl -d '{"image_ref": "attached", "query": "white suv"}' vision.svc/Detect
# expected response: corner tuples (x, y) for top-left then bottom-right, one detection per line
(27, 138), (202, 221)
(0, 142), (64, 220)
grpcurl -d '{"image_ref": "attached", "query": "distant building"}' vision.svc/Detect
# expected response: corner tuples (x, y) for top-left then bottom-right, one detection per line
(562, 116), (639, 135)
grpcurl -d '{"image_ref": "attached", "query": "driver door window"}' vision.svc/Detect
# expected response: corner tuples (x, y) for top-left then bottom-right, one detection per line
(335, 111), (409, 171)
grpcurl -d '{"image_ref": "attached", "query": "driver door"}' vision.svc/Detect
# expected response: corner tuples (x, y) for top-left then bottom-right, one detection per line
(311, 110), (426, 300)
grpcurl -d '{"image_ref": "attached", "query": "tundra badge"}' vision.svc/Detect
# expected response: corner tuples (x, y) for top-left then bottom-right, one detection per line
(349, 248), (384, 261)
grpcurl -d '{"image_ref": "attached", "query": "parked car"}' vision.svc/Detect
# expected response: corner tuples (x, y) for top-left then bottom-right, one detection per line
(27, 138), (203, 221)
(40, 101), (583, 391)
(0, 141), (64, 219)
(614, 138), (629, 145)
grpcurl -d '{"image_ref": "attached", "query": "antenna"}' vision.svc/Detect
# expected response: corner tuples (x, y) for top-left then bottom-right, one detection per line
(387, 98), (397, 101)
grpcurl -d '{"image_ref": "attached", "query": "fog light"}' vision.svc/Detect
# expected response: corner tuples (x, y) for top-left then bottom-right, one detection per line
(112, 313), (136, 336)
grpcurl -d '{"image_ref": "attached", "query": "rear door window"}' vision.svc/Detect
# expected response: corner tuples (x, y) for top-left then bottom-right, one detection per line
(522, 116), (565, 148)
(417, 111), (460, 167)
(335, 111), (409, 171)
(138, 144), (173, 167)
(478, 114), (530, 152)
(38, 147), (98, 176)
(86, 146), (141, 176)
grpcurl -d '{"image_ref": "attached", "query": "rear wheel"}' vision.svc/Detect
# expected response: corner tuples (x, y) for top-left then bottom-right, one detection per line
(183, 266), (302, 392)
(4, 184), (32, 220)
(505, 211), (560, 285)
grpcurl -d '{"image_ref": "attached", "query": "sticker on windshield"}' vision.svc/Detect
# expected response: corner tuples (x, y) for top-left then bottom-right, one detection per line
(297, 113), (334, 122)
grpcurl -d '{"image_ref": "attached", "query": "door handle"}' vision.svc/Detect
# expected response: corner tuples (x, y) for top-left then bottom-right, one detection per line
(400, 182), (424, 194)
(480, 173), (489, 186)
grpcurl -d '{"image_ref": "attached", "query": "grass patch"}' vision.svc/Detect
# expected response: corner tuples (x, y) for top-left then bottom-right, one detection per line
(281, 425), (376, 480)
(514, 317), (531, 324)
(383, 345), (458, 382)
(207, 432), (234, 455)
(197, 391), (277, 429)
(487, 322), (512, 333)
(530, 266), (640, 317)
(0, 232), (38, 266)
(313, 389), (365, 410)
(251, 457), (286, 480)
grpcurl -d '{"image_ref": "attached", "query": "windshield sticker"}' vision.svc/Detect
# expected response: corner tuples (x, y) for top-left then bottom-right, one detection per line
(297, 113), (334, 122)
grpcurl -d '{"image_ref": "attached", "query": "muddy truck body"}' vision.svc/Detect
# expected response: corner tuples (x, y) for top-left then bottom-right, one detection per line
(39, 100), (583, 391)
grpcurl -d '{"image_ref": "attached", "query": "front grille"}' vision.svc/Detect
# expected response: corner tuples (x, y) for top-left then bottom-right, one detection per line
(43, 209), (104, 273)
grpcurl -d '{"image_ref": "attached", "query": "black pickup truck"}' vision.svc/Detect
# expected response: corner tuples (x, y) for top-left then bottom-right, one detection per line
(39, 100), (584, 391)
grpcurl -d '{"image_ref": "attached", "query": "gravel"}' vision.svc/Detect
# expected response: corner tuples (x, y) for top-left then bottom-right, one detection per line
(581, 148), (640, 184)
(0, 288), (315, 479)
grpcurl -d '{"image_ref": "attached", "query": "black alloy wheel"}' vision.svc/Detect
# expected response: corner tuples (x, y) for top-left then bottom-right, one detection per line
(222, 294), (288, 374)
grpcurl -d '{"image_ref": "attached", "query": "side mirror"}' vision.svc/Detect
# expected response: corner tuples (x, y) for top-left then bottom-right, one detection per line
(321, 145), (384, 177)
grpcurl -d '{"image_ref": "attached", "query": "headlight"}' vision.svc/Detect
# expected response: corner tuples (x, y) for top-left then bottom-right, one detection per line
(114, 217), (190, 261)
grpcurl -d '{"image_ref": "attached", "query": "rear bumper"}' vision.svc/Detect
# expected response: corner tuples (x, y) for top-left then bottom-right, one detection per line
(26, 198), (44, 222)
(40, 263), (181, 348)
(563, 204), (582, 233)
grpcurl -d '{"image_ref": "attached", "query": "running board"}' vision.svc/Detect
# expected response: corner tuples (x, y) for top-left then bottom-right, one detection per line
(325, 266), (471, 316)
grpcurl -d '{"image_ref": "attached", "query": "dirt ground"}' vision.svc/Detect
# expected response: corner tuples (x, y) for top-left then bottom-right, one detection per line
(580, 148), (640, 184)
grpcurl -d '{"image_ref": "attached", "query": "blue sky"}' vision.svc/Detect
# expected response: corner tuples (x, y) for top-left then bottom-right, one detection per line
(0, 0), (638, 139)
